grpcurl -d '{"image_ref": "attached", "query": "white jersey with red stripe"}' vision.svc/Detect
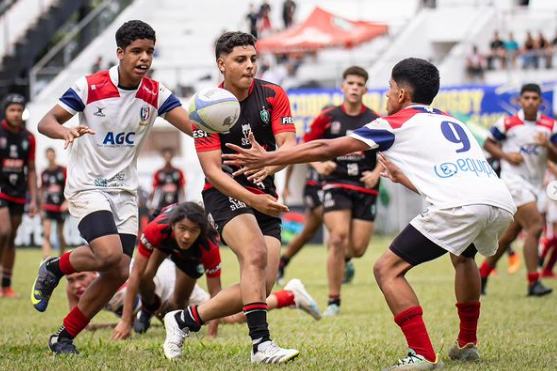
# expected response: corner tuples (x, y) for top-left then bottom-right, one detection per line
(350, 105), (516, 214)
(488, 110), (557, 192)
(58, 66), (181, 197)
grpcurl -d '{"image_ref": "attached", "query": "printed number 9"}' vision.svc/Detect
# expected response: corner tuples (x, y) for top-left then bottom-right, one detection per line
(440, 121), (470, 153)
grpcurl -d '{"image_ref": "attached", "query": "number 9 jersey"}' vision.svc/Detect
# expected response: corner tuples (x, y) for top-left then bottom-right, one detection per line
(350, 105), (516, 214)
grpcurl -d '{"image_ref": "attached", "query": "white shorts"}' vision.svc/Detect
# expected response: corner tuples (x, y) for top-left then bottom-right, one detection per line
(188, 284), (211, 306)
(505, 179), (541, 209)
(547, 199), (557, 224)
(154, 259), (209, 306)
(67, 189), (138, 235)
(410, 204), (514, 257)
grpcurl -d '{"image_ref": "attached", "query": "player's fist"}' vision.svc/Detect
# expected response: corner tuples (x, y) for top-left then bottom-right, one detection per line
(313, 161), (337, 176)
(249, 194), (289, 217)
(504, 152), (524, 165)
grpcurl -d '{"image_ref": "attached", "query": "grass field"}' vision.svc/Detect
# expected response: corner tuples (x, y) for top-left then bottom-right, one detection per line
(1, 236), (556, 371)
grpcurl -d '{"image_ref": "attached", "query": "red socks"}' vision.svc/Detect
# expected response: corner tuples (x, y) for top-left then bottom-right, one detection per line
(527, 272), (540, 286)
(456, 302), (480, 347)
(59, 251), (76, 275)
(272, 290), (295, 308)
(479, 261), (495, 279)
(63, 306), (90, 338)
(394, 306), (436, 362)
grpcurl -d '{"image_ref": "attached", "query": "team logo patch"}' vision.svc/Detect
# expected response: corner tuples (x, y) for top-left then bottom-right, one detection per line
(139, 106), (150, 126)
(94, 107), (106, 117)
(260, 107), (270, 125)
(331, 121), (341, 134)
(21, 140), (28, 151)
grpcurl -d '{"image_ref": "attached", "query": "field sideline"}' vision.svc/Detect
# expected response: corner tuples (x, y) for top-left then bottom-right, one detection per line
(1, 236), (556, 371)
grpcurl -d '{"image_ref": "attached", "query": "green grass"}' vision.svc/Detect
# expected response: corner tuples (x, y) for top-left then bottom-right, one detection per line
(1, 236), (556, 370)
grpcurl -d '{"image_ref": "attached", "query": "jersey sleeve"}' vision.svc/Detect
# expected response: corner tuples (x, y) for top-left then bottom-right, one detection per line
(303, 109), (332, 142)
(178, 170), (186, 187)
(152, 171), (160, 188)
(157, 83), (182, 118)
(488, 116), (507, 142)
(268, 85), (295, 135)
(58, 76), (87, 115)
(350, 117), (396, 152)
(137, 220), (163, 258)
(27, 132), (36, 161)
(200, 236), (221, 278)
(193, 125), (222, 152)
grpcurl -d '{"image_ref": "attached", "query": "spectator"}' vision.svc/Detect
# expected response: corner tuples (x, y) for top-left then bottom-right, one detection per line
(258, 1), (272, 36)
(504, 32), (520, 69)
(246, 3), (259, 38)
(535, 31), (552, 69)
(551, 31), (557, 68)
(282, 0), (296, 29)
(487, 31), (506, 70)
(91, 56), (103, 73)
(522, 31), (538, 69)
(465, 45), (485, 83)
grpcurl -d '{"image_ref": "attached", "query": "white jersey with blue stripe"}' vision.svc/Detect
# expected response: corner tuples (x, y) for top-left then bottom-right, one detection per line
(58, 66), (181, 196)
(350, 105), (516, 214)
(488, 109), (557, 192)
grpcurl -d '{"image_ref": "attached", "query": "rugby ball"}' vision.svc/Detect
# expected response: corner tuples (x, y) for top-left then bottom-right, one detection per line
(188, 87), (240, 133)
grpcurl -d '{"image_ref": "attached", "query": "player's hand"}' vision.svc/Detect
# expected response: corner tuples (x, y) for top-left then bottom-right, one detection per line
(535, 132), (550, 148)
(64, 125), (95, 149)
(28, 202), (38, 217)
(60, 201), (69, 213)
(360, 171), (380, 189)
(504, 152), (524, 165)
(223, 133), (268, 171)
(245, 167), (271, 184)
(111, 320), (132, 341)
(313, 161), (337, 176)
(248, 193), (289, 217)
(378, 153), (403, 183)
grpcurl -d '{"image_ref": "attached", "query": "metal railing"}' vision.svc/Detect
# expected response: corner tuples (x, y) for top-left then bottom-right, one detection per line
(29, 0), (133, 99)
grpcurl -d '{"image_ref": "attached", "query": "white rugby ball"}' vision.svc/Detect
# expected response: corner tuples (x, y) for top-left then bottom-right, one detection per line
(188, 87), (240, 133)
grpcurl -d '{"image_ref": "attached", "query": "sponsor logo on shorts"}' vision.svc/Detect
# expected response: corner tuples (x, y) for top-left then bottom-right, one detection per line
(323, 192), (335, 208)
(229, 197), (247, 211)
(433, 157), (496, 179)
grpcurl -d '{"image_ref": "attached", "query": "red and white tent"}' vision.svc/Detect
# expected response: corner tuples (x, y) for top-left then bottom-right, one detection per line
(256, 7), (388, 53)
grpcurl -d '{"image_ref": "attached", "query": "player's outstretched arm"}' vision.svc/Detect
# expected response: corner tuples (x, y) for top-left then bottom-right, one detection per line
(164, 106), (194, 137)
(223, 132), (369, 170)
(111, 253), (149, 341)
(38, 105), (95, 148)
(198, 149), (288, 217)
(484, 137), (523, 165)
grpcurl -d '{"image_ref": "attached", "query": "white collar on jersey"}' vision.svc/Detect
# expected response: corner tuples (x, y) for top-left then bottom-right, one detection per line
(109, 65), (120, 87)
(517, 109), (541, 123)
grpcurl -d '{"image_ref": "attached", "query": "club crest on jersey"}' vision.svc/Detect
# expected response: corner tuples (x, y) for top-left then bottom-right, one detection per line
(139, 106), (150, 126)
(331, 121), (341, 134)
(260, 107), (270, 125)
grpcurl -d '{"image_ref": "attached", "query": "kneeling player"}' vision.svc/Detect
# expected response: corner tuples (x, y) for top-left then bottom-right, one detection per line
(111, 202), (223, 340)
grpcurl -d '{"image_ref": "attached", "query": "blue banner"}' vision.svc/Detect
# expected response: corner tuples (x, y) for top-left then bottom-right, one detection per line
(287, 83), (555, 139)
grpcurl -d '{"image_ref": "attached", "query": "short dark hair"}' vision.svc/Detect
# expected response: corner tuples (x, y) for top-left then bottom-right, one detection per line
(167, 202), (217, 241)
(520, 83), (541, 96)
(115, 20), (156, 49)
(391, 58), (440, 105)
(45, 147), (55, 154)
(343, 66), (368, 82)
(215, 31), (257, 60)
(162, 147), (174, 155)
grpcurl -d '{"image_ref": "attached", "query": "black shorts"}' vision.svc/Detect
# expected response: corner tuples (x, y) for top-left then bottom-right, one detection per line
(171, 255), (204, 279)
(303, 185), (323, 210)
(322, 187), (378, 222)
(390, 224), (478, 266)
(0, 198), (24, 216)
(202, 188), (281, 245)
(44, 210), (65, 222)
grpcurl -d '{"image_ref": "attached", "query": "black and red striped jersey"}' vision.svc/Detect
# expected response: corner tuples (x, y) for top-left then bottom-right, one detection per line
(41, 166), (66, 212)
(304, 104), (379, 193)
(152, 167), (185, 209)
(0, 120), (35, 204)
(194, 79), (295, 197)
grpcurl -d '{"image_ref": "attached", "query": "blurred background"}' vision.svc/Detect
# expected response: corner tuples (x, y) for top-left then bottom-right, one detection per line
(1, 0), (556, 246)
